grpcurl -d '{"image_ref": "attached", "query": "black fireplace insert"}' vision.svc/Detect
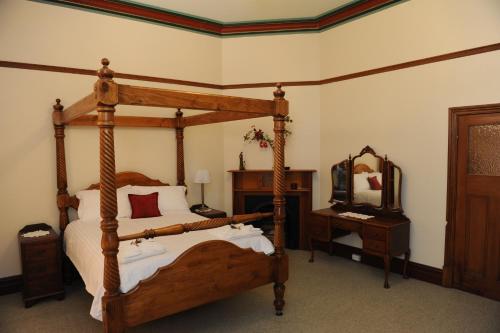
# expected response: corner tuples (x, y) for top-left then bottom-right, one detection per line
(244, 195), (300, 249)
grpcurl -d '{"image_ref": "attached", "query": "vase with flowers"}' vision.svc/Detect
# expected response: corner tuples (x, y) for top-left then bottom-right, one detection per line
(243, 116), (293, 149)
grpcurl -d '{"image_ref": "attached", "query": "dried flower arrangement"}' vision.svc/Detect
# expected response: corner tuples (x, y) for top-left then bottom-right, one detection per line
(243, 116), (293, 149)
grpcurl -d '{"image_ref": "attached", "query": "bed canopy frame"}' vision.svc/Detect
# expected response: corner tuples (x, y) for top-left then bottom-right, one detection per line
(52, 59), (289, 332)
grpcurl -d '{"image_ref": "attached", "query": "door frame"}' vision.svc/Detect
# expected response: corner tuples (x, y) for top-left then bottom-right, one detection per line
(443, 103), (500, 287)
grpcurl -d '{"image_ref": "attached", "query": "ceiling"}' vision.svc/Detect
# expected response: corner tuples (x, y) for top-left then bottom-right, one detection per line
(123, 0), (355, 23)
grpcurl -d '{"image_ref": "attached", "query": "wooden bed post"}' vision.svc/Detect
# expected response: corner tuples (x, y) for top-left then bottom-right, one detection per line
(175, 109), (186, 186)
(272, 83), (288, 315)
(96, 59), (123, 333)
(53, 99), (70, 232)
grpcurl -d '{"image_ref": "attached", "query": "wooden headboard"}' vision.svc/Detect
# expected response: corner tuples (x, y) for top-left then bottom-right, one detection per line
(67, 171), (170, 210)
(353, 163), (374, 174)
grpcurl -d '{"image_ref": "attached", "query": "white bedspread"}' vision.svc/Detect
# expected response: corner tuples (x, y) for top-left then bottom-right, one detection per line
(63, 211), (274, 321)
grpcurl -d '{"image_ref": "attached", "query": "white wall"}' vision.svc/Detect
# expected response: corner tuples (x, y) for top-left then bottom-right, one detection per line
(221, 34), (322, 214)
(320, 0), (500, 78)
(0, 0), (223, 278)
(1, 0), (499, 278)
(319, 0), (500, 268)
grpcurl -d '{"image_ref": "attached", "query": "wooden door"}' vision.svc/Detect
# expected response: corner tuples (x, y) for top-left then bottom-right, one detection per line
(452, 111), (500, 300)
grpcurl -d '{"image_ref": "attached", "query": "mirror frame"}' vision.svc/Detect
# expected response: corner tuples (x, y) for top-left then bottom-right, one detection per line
(328, 159), (349, 205)
(350, 146), (385, 209)
(386, 161), (403, 212)
(329, 146), (404, 216)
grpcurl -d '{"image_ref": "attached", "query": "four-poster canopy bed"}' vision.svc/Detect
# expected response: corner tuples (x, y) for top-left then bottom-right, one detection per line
(52, 59), (289, 332)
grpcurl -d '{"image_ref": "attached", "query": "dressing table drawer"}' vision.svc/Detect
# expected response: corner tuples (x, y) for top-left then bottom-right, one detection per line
(363, 239), (386, 254)
(364, 226), (387, 241)
(308, 214), (331, 242)
(332, 218), (361, 233)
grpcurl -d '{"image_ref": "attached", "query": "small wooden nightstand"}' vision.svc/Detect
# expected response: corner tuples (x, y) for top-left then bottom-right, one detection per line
(190, 206), (227, 219)
(18, 223), (65, 307)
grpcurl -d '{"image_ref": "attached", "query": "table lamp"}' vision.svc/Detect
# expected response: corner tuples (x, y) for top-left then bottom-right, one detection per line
(194, 169), (211, 211)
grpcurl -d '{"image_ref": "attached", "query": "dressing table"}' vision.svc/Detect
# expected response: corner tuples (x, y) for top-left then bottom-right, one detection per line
(309, 146), (411, 288)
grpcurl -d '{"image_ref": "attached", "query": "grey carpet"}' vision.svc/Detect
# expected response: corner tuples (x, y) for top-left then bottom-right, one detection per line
(1, 250), (499, 333)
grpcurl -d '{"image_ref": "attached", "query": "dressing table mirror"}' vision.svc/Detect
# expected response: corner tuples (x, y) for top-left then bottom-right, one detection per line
(329, 160), (349, 203)
(329, 145), (404, 215)
(351, 146), (384, 208)
(310, 146), (410, 289)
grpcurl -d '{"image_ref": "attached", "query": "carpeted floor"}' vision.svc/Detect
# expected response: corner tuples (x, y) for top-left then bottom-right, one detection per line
(1, 250), (499, 332)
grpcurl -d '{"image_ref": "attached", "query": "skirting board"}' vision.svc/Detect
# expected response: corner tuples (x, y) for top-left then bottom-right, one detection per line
(317, 241), (443, 286)
(0, 275), (22, 296)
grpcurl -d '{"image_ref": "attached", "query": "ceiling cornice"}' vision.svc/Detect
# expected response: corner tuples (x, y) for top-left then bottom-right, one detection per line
(35, 0), (404, 36)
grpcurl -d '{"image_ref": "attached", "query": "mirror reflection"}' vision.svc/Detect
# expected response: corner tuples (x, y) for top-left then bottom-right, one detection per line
(352, 152), (383, 207)
(329, 160), (348, 203)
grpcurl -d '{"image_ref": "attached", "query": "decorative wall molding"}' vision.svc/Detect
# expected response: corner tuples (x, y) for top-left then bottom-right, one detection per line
(1, 42), (499, 91)
(36, 0), (402, 36)
(223, 43), (500, 89)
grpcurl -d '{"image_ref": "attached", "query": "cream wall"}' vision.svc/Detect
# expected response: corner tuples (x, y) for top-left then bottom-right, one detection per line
(221, 34), (321, 214)
(0, 0), (223, 278)
(320, 0), (500, 78)
(319, 0), (500, 268)
(1, 0), (499, 278)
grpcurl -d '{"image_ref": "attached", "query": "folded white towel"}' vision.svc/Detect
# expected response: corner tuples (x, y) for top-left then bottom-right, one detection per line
(208, 224), (263, 240)
(118, 239), (166, 264)
(22, 230), (50, 238)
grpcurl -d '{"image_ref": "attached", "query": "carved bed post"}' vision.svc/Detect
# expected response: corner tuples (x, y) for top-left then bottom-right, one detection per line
(95, 59), (123, 333)
(52, 99), (70, 232)
(175, 109), (186, 186)
(272, 83), (288, 315)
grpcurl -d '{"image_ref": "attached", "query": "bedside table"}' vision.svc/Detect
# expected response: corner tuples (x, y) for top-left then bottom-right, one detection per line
(190, 206), (227, 219)
(18, 223), (65, 307)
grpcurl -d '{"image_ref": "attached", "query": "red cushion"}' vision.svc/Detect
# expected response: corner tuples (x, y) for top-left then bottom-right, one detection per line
(367, 176), (382, 190)
(128, 192), (162, 219)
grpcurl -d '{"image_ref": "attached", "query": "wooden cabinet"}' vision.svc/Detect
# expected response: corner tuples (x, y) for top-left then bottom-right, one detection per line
(309, 208), (410, 288)
(18, 223), (65, 307)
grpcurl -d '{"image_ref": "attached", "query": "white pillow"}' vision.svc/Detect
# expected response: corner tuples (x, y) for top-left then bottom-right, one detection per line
(76, 185), (136, 221)
(353, 172), (370, 192)
(133, 185), (189, 214)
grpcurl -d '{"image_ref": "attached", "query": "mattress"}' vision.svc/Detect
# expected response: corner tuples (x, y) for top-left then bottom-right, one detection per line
(64, 211), (274, 320)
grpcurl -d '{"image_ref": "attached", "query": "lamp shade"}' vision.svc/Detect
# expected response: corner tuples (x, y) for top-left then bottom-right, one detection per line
(194, 169), (211, 184)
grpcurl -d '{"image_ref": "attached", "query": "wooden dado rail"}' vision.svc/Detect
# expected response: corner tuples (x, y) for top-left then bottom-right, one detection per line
(119, 212), (273, 242)
(1, 42), (498, 90)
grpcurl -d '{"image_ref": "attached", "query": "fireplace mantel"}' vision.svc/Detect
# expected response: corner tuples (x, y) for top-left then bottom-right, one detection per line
(228, 169), (315, 249)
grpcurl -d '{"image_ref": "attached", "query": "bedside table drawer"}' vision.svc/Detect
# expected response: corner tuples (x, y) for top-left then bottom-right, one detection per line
(309, 214), (330, 241)
(24, 243), (57, 262)
(24, 260), (59, 279)
(18, 223), (64, 307)
(364, 226), (387, 241)
(24, 274), (62, 298)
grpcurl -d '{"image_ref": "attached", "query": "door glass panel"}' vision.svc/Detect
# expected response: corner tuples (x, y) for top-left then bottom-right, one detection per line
(468, 124), (500, 176)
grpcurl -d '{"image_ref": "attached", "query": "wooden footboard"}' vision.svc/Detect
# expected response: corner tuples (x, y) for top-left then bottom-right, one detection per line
(120, 240), (288, 328)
